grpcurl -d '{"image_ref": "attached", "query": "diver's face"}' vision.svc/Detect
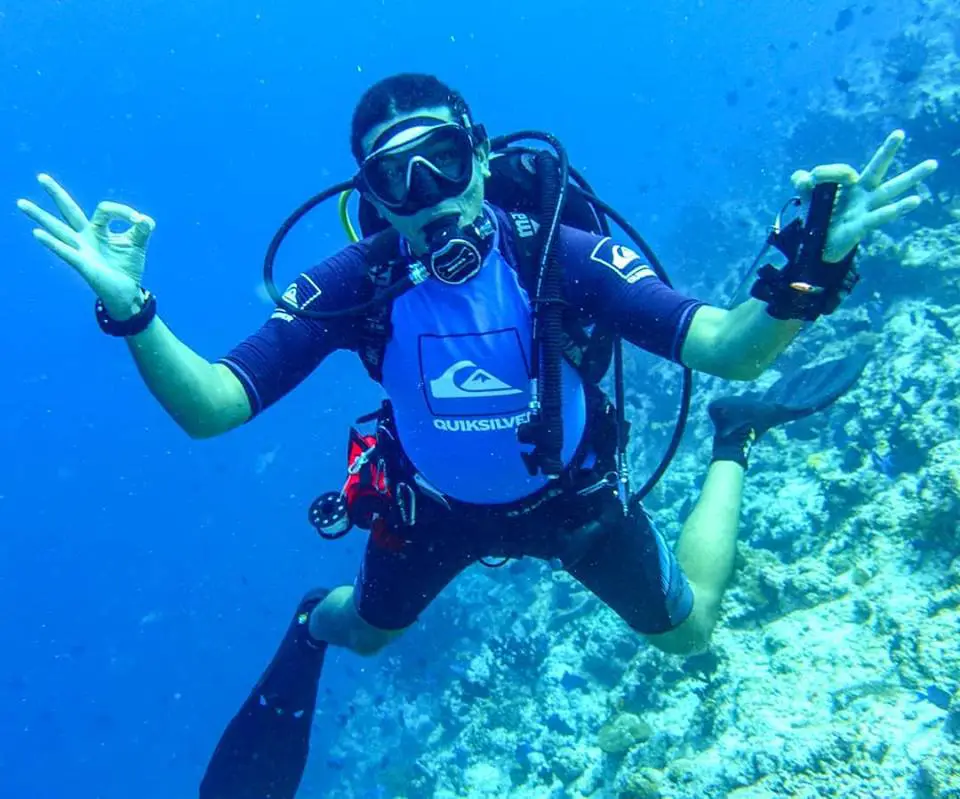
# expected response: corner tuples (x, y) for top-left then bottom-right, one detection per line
(360, 105), (490, 254)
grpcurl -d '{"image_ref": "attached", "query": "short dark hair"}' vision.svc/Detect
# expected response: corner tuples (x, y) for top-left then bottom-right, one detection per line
(350, 73), (473, 163)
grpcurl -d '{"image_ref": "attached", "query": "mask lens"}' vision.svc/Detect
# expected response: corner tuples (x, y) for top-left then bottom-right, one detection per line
(416, 128), (471, 183)
(361, 124), (474, 209)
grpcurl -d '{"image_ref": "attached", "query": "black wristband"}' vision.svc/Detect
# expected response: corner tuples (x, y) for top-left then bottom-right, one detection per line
(95, 291), (157, 337)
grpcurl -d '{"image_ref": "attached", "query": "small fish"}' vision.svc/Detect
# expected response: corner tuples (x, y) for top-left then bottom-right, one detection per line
(725, 90), (740, 107)
(870, 450), (894, 477)
(917, 685), (952, 710)
(327, 756), (346, 771)
(924, 309), (957, 341)
(895, 68), (922, 84)
(545, 712), (575, 735)
(835, 7), (855, 32)
(834, 77), (852, 94)
(255, 444), (281, 475)
(560, 671), (589, 691)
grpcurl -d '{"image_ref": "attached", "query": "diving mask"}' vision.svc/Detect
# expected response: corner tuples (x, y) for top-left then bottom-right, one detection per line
(357, 117), (487, 216)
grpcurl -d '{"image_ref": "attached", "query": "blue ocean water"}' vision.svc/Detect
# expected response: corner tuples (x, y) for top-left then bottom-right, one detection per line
(0, 2), (945, 798)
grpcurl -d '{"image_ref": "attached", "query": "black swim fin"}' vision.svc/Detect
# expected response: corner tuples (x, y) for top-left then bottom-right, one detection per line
(758, 345), (873, 417)
(200, 588), (330, 799)
(710, 346), (871, 443)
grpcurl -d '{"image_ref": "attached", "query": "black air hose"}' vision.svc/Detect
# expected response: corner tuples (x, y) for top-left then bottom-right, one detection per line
(533, 150), (566, 477)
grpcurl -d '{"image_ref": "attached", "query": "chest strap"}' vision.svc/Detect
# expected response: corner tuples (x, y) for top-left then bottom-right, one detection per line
(358, 230), (405, 383)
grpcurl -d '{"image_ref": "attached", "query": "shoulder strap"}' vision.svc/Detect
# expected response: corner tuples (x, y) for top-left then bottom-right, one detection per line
(358, 229), (405, 383)
(503, 211), (612, 383)
(503, 210), (542, 288)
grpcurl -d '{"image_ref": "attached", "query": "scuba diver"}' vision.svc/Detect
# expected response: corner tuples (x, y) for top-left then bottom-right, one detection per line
(17, 73), (937, 799)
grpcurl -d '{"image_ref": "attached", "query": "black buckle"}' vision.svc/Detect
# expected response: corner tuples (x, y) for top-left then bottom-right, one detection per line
(517, 413), (564, 478)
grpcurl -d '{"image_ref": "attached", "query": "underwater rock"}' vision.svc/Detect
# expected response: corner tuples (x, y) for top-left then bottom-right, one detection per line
(916, 440), (960, 545)
(944, 707), (960, 741)
(461, 762), (510, 797)
(913, 739), (960, 798)
(598, 712), (653, 754)
(619, 767), (663, 799)
(551, 745), (588, 785)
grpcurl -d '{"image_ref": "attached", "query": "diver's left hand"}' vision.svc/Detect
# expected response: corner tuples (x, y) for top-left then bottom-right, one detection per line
(790, 129), (938, 263)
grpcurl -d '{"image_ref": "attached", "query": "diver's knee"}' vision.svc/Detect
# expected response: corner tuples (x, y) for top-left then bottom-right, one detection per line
(644, 596), (715, 656)
(309, 585), (406, 655)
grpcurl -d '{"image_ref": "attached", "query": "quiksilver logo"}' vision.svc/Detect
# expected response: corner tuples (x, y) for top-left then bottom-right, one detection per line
(430, 360), (521, 400)
(282, 284), (300, 308)
(433, 412), (532, 433)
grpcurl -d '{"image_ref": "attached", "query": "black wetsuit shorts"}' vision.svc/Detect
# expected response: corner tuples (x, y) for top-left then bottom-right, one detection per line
(352, 469), (694, 634)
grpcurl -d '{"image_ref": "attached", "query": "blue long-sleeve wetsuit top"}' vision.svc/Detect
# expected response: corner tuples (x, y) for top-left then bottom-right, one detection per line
(221, 207), (703, 504)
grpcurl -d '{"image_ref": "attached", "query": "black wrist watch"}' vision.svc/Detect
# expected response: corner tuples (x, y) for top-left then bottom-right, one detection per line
(95, 290), (158, 337)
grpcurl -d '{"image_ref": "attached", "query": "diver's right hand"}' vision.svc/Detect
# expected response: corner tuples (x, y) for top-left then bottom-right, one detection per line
(17, 174), (157, 320)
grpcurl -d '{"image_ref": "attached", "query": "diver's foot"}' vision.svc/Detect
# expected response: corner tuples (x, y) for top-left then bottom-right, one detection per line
(200, 588), (330, 799)
(708, 396), (791, 468)
(707, 348), (872, 469)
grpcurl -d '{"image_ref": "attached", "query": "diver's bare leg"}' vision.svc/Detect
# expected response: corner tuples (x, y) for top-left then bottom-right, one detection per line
(309, 585), (405, 655)
(647, 461), (745, 655)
